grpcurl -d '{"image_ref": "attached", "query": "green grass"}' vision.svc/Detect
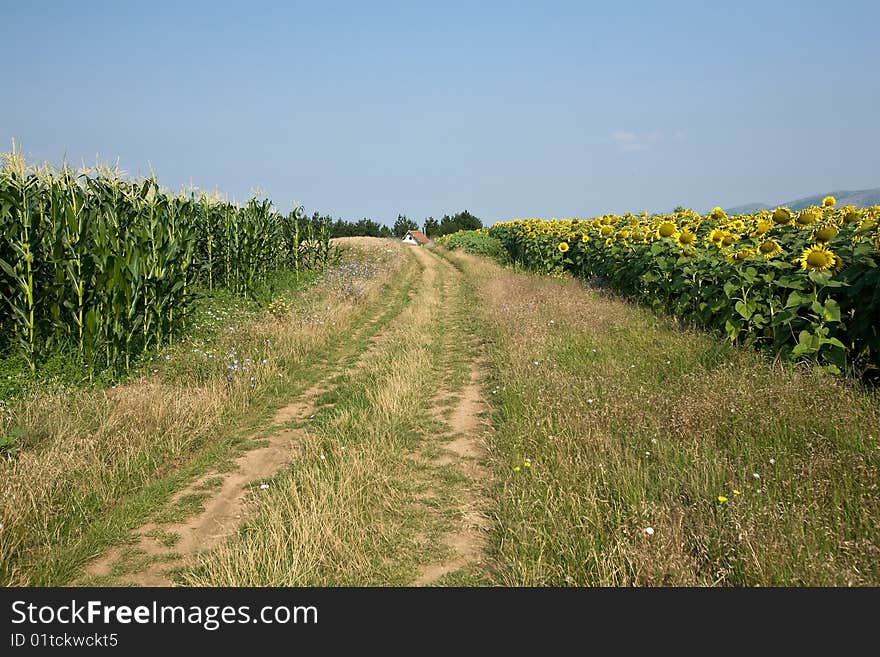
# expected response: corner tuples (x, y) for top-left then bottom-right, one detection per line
(448, 250), (880, 586)
(144, 528), (181, 548)
(153, 493), (211, 524)
(437, 230), (508, 263)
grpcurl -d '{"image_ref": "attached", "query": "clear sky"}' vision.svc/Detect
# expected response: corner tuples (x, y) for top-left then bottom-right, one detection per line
(3, 0), (879, 225)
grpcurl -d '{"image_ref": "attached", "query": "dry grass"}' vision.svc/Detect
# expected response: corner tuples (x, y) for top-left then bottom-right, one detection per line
(446, 250), (880, 586)
(0, 239), (405, 586)
(182, 247), (487, 586)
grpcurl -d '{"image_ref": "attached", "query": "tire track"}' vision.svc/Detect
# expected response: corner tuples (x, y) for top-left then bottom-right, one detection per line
(410, 248), (492, 586)
(80, 243), (418, 586)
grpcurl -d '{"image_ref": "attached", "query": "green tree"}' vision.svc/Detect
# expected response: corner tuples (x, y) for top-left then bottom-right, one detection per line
(436, 210), (482, 236)
(423, 216), (439, 238)
(393, 214), (419, 238)
(329, 217), (388, 237)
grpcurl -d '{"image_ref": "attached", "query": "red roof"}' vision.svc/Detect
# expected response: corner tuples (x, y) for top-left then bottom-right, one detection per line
(405, 229), (429, 244)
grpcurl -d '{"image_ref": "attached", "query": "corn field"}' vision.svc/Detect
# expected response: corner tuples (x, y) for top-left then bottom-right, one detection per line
(0, 148), (331, 374)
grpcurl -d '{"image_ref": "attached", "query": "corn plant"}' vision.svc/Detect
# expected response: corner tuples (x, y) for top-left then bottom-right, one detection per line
(0, 147), (331, 377)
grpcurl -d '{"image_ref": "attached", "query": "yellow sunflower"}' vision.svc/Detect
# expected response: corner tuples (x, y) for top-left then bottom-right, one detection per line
(605, 237), (614, 248)
(721, 232), (737, 247)
(657, 221), (678, 239)
(811, 223), (839, 243)
(822, 195), (836, 207)
(709, 207), (727, 221)
(757, 238), (783, 258)
(753, 218), (773, 236)
(600, 225), (614, 237)
(677, 228), (697, 247)
(796, 208), (820, 227)
(727, 247), (755, 263)
(558, 241), (569, 253)
(797, 244), (839, 272)
(708, 228), (725, 244)
(772, 207), (793, 225)
(842, 206), (860, 224)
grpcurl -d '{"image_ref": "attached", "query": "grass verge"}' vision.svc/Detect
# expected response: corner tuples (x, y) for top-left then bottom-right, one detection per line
(446, 249), (880, 586)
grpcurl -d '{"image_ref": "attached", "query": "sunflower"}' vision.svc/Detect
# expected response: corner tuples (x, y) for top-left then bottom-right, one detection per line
(677, 228), (697, 247)
(734, 247), (755, 260)
(811, 223), (839, 243)
(600, 224), (614, 237)
(797, 244), (839, 272)
(708, 228), (725, 244)
(796, 208), (820, 227)
(581, 234), (590, 243)
(753, 218), (773, 236)
(757, 238), (783, 258)
(558, 241), (569, 253)
(842, 206), (860, 224)
(772, 207), (793, 225)
(657, 221), (678, 239)
(709, 207), (727, 221)
(822, 195), (836, 207)
(605, 237), (614, 248)
(727, 248), (755, 263)
(721, 232), (737, 247)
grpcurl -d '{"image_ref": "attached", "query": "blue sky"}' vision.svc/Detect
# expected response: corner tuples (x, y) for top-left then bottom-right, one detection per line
(3, 0), (879, 225)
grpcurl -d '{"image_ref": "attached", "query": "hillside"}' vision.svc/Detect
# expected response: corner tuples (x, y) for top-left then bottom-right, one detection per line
(724, 202), (772, 214)
(725, 187), (880, 213)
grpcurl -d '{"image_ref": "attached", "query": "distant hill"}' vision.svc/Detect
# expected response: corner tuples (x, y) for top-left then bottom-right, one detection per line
(724, 188), (880, 214)
(725, 202), (772, 214)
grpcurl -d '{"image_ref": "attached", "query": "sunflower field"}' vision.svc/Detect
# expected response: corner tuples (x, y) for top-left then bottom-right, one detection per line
(0, 150), (330, 375)
(489, 199), (880, 375)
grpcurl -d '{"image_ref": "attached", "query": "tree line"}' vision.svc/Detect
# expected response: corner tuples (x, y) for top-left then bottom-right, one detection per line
(322, 210), (483, 240)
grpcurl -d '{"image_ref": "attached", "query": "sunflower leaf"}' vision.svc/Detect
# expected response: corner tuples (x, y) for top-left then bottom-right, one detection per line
(823, 299), (841, 322)
(735, 300), (754, 320)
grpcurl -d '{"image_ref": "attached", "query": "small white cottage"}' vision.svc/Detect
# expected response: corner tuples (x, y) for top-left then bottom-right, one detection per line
(402, 229), (429, 245)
